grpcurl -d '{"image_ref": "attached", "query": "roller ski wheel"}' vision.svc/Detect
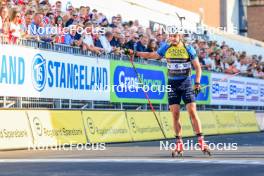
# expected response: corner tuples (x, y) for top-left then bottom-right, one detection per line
(171, 140), (183, 158)
(198, 138), (211, 156)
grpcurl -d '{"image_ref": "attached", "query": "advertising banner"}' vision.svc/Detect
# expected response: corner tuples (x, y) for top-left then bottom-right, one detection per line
(27, 110), (86, 147)
(214, 111), (240, 134)
(260, 83), (264, 103)
(81, 111), (132, 143)
(0, 45), (110, 100)
(229, 78), (246, 102)
(197, 111), (218, 135)
(211, 73), (263, 106)
(126, 111), (164, 141)
(110, 60), (167, 104)
(236, 111), (260, 133)
(159, 112), (195, 138)
(0, 110), (33, 150)
(211, 73), (229, 104)
(245, 79), (259, 105)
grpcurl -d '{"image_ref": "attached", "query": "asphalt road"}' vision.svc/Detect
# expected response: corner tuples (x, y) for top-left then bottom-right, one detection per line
(0, 132), (263, 176)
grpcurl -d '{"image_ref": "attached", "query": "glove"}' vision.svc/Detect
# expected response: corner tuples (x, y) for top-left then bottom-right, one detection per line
(124, 48), (134, 56)
(194, 82), (201, 96)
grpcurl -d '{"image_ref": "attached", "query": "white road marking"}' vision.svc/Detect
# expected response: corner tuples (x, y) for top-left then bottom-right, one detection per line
(0, 159), (263, 165)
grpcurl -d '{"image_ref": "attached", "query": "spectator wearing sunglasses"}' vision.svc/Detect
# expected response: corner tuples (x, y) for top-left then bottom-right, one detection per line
(65, 11), (79, 27)
(124, 33), (139, 50)
(110, 27), (121, 47)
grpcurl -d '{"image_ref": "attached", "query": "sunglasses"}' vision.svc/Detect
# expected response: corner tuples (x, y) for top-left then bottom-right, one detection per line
(134, 37), (139, 40)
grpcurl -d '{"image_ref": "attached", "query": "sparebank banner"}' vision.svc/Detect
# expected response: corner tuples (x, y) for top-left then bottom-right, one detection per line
(260, 83), (264, 103)
(211, 73), (263, 106)
(0, 45), (110, 100)
(110, 60), (167, 104)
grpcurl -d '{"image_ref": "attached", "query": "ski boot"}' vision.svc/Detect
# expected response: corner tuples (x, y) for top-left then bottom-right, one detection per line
(198, 136), (211, 156)
(172, 139), (183, 158)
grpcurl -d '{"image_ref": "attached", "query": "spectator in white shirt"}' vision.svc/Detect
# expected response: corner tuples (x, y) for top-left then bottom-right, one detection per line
(203, 52), (216, 71)
(99, 31), (113, 53)
(82, 22), (103, 54)
(9, 9), (22, 43)
(236, 55), (248, 76)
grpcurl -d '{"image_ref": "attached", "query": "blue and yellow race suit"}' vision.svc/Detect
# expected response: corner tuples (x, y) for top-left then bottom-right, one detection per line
(157, 42), (198, 105)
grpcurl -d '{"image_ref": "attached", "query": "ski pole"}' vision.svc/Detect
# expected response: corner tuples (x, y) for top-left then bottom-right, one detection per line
(129, 54), (167, 139)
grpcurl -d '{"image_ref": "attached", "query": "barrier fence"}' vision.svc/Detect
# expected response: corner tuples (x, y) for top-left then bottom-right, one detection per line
(0, 109), (260, 150)
(0, 37), (264, 111)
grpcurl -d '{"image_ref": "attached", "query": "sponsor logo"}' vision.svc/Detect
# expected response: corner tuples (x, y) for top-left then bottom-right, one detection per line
(32, 54), (47, 92)
(161, 116), (170, 132)
(246, 86), (258, 96)
(259, 88), (264, 97)
(32, 116), (43, 136)
(129, 117), (137, 133)
(230, 85), (245, 95)
(212, 83), (228, 94)
(113, 66), (166, 100)
(86, 117), (96, 135)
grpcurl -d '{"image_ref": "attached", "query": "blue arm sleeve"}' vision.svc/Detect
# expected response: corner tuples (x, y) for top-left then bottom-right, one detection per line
(157, 43), (169, 58)
(186, 45), (198, 61)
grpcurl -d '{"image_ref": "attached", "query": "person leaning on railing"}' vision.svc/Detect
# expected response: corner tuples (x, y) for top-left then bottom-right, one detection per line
(9, 8), (22, 44)
(63, 24), (82, 47)
(21, 10), (33, 39)
(82, 22), (104, 54)
(224, 57), (240, 74)
(0, 6), (10, 42)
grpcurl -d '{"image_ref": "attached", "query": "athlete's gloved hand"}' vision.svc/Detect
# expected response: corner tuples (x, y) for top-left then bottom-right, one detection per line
(194, 82), (201, 96)
(124, 48), (134, 56)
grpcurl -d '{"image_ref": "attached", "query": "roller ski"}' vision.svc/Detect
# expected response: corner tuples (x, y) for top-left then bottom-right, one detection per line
(198, 137), (211, 156)
(171, 139), (183, 158)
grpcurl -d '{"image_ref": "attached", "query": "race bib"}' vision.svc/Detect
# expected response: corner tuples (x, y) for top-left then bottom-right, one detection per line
(167, 62), (191, 70)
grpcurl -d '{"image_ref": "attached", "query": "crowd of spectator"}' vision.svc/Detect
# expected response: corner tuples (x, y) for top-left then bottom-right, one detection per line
(0, 0), (263, 79)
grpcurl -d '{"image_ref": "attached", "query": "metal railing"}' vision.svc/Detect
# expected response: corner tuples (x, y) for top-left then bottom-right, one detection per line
(0, 36), (264, 111)
(0, 36), (167, 67)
